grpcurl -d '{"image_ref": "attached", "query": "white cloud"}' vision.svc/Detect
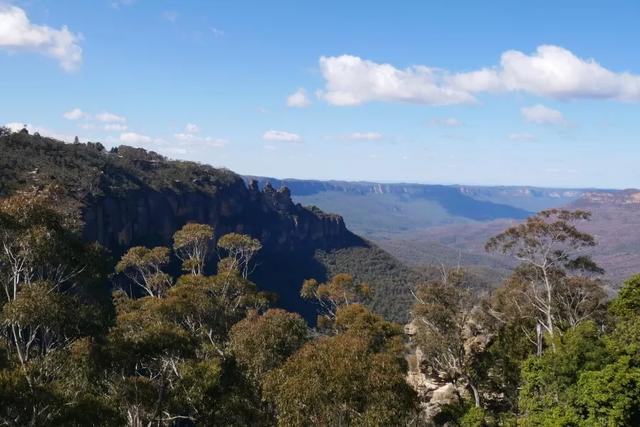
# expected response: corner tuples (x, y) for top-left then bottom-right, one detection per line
(318, 55), (475, 106)
(318, 45), (640, 106)
(184, 123), (199, 134)
(429, 117), (462, 127)
(63, 108), (89, 120)
(5, 122), (27, 132)
(119, 132), (152, 144)
(96, 112), (127, 123)
(263, 130), (302, 143)
(497, 45), (640, 101)
(286, 88), (311, 108)
(507, 132), (537, 142)
(0, 6), (82, 71)
(521, 104), (566, 125)
(104, 123), (127, 132)
(345, 132), (382, 141)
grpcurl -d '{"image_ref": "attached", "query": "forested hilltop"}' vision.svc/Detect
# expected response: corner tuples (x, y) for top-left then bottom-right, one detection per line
(0, 129), (419, 322)
(1, 128), (639, 426)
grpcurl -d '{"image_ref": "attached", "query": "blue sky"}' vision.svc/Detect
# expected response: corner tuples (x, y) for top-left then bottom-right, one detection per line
(1, 0), (639, 188)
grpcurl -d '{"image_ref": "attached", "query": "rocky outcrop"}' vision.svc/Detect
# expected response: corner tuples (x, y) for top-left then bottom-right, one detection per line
(83, 178), (359, 255)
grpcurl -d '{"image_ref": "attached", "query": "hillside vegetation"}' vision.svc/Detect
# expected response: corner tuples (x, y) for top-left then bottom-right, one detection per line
(1, 180), (638, 425)
(0, 131), (421, 323)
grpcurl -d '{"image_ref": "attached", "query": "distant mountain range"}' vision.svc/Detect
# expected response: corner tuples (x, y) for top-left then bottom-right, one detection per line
(247, 177), (638, 288)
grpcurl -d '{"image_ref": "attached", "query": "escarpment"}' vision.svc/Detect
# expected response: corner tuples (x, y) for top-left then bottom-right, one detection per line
(82, 178), (359, 256)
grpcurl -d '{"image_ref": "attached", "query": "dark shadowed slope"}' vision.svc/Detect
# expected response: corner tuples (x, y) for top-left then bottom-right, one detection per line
(0, 132), (419, 322)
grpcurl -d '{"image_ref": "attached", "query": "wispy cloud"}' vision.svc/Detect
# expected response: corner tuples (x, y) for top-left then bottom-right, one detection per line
(263, 130), (302, 143)
(345, 132), (383, 141)
(521, 104), (566, 126)
(429, 117), (462, 127)
(96, 112), (127, 123)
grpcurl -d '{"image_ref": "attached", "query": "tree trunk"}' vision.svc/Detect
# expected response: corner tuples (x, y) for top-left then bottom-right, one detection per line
(469, 382), (481, 407)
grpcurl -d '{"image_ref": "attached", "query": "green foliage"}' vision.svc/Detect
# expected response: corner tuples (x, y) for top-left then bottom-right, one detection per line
(576, 356), (640, 426)
(115, 246), (172, 297)
(0, 131), (239, 199)
(301, 273), (371, 326)
(172, 223), (214, 275)
(2, 183), (640, 425)
(217, 232), (263, 278)
(262, 306), (416, 426)
(412, 269), (486, 407)
(518, 321), (609, 424)
(610, 273), (640, 318)
(228, 309), (307, 382)
(314, 245), (423, 323)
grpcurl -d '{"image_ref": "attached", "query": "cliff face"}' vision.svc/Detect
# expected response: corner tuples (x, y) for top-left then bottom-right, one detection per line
(83, 179), (357, 256)
(0, 133), (413, 322)
(0, 132), (358, 257)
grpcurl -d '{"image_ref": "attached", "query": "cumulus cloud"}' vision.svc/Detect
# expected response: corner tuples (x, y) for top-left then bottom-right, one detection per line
(496, 45), (640, 101)
(286, 88), (311, 108)
(318, 55), (475, 106)
(96, 112), (127, 123)
(318, 45), (640, 106)
(521, 104), (566, 125)
(0, 5), (82, 71)
(507, 132), (537, 142)
(263, 130), (302, 143)
(63, 108), (89, 120)
(119, 132), (152, 144)
(345, 132), (382, 141)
